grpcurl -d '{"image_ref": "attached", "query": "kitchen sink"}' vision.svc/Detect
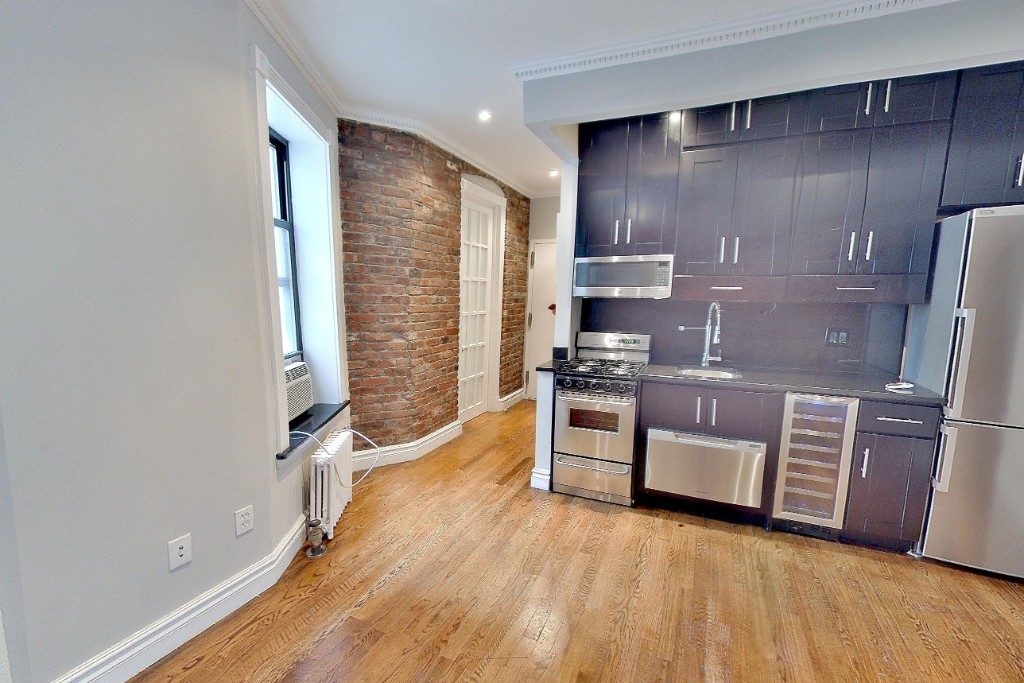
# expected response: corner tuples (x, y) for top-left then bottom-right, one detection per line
(675, 366), (742, 380)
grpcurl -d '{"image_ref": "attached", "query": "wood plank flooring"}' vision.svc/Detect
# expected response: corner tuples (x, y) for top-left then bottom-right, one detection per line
(134, 401), (1024, 682)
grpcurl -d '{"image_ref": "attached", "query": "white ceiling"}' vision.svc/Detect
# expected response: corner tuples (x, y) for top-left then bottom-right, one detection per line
(253, 0), (963, 198)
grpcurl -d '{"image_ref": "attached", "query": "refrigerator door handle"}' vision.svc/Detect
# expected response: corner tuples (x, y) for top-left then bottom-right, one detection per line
(946, 308), (976, 419)
(933, 423), (959, 493)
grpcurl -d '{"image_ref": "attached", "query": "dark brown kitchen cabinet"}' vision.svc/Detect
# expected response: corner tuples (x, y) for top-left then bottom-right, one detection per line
(942, 61), (1024, 208)
(788, 121), (947, 301)
(804, 72), (956, 133)
(683, 93), (807, 147)
(841, 400), (939, 551)
(640, 381), (769, 442)
(576, 113), (681, 257)
(676, 138), (800, 280)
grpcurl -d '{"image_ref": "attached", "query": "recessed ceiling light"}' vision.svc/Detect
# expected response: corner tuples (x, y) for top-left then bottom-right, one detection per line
(478, 110), (493, 122)
(548, 169), (559, 177)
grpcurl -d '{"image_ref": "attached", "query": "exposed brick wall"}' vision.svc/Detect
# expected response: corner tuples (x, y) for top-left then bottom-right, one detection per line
(339, 119), (529, 446)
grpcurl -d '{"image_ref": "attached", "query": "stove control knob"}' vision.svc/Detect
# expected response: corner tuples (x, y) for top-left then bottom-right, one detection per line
(589, 380), (601, 391)
(604, 382), (613, 392)
(617, 383), (628, 394)
(561, 378), (573, 388)
(576, 379), (585, 389)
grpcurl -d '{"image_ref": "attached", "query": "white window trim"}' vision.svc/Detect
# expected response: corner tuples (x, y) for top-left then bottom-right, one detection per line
(251, 45), (347, 452)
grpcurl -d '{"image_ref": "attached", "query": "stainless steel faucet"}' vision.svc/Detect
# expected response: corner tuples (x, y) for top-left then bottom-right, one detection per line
(677, 301), (723, 367)
(701, 301), (722, 367)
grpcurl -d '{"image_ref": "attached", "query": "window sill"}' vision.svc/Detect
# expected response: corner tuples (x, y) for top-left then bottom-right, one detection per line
(275, 400), (350, 460)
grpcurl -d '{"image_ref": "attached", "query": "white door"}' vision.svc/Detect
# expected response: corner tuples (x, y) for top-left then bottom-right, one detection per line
(525, 240), (557, 399)
(459, 200), (492, 422)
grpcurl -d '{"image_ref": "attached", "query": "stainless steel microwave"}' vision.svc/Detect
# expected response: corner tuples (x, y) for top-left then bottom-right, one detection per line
(572, 254), (674, 298)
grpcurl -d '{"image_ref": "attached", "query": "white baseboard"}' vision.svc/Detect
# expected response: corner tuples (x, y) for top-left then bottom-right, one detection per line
(352, 420), (463, 472)
(55, 516), (308, 683)
(498, 388), (524, 412)
(531, 467), (551, 491)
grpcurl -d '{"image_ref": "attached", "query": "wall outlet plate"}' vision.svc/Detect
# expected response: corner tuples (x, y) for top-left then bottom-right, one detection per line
(235, 505), (254, 536)
(825, 327), (851, 346)
(168, 533), (192, 571)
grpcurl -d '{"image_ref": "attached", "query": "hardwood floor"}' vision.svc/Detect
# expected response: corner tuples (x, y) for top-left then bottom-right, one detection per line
(135, 401), (1024, 682)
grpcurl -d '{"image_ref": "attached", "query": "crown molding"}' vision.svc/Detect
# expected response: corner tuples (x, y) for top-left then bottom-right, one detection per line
(243, 0), (539, 197)
(511, 0), (964, 81)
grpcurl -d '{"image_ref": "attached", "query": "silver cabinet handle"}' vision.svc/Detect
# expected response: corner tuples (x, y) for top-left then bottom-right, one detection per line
(695, 395), (702, 424)
(883, 79), (892, 113)
(835, 286), (876, 291)
(1015, 152), (1024, 188)
(933, 424), (958, 492)
(710, 286), (744, 291)
(847, 231), (857, 261)
(718, 236), (726, 263)
(864, 230), (874, 261)
(626, 218), (632, 244)
(710, 397), (717, 427)
(876, 416), (924, 425)
(746, 99), (753, 129)
(732, 236), (740, 264)
(865, 82), (873, 116)
(555, 455), (629, 476)
(729, 102), (737, 131)
(613, 220), (620, 245)
(861, 447), (871, 478)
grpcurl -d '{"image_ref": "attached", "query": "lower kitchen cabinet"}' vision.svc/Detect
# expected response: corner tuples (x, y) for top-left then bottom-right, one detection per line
(841, 400), (939, 550)
(640, 381), (770, 441)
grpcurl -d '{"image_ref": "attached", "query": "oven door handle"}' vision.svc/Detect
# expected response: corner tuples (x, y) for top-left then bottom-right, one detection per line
(555, 455), (630, 476)
(555, 392), (635, 406)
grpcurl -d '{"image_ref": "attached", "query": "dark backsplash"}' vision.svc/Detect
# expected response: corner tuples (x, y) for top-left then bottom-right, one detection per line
(582, 299), (906, 375)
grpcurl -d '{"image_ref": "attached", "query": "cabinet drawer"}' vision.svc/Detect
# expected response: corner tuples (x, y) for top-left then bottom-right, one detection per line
(856, 401), (939, 438)
(785, 274), (927, 303)
(672, 275), (787, 302)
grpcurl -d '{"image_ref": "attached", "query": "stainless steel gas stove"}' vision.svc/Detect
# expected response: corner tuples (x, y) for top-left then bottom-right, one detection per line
(552, 332), (650, 506)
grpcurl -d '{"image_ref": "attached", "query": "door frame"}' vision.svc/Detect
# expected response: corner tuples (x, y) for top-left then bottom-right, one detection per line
(459, 177), (507, 418)
(524, 238), (557, 399)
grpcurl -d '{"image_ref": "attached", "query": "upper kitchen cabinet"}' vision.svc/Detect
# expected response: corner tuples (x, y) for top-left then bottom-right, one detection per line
(788, 120), (947, 302)
(805, 73), (956, 132)
(942, 61), (1024, 209)
(682, 93), (807, 147)
(576, 113), (681, 257)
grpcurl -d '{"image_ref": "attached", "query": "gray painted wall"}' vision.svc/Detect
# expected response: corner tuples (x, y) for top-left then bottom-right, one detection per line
(529, 196), (560, 242)
(0, 2), (334, 681)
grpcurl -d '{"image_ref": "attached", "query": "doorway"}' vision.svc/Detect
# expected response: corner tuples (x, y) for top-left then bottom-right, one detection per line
(458, 178), (506, 422)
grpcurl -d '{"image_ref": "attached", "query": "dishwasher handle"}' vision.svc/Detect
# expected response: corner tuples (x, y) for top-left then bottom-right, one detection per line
(647, 428), (766, 455)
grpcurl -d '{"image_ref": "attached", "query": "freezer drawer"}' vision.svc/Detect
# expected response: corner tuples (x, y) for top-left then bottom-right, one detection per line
(645, 428), (766, 508)
(923, 420), (1024, 579)
(552, 453), (632, 506)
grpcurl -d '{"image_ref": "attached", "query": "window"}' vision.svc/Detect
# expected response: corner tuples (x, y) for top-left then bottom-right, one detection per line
(269, 128), (302, 358)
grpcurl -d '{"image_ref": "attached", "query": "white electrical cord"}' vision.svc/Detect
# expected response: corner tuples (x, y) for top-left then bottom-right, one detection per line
(289, 428), (382, 487)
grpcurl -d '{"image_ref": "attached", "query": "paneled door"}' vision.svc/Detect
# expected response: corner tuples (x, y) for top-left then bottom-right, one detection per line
(459, 198), (493, 422)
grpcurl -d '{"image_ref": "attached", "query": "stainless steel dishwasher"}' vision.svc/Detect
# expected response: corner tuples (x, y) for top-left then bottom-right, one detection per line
(645, 428), (767, 508)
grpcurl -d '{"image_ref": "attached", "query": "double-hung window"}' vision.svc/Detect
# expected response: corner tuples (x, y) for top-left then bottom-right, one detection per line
(268, 128), (302, 359)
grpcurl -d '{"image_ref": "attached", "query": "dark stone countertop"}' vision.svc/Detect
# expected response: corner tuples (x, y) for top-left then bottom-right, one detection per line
(642, 365), (943, 407)
(276, 400), (351, 460)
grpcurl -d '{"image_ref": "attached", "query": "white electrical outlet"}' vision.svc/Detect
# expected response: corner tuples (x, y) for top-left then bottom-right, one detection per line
(168, 533), (192, 571)
(235, 505), (254, 536)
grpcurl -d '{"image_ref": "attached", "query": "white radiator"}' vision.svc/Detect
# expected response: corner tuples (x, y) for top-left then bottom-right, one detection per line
(309, 429), (353, 539)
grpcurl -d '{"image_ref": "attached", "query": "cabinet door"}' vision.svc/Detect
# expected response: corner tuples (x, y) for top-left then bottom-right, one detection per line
(858, 121), (948, 274)
(790, 131), (871, 275)
(625, 112), (682, 255)
(640, 381), (705, 433)
(942, 62), (1024, 208)
(868, 73), (957, 127)
(738, 92), (808, 141)
(676, 146), (739, 275)
(805, 82), (874, 132)
(576, 120), (630, 256)
(682, 103), (742, 147)
(844, 433), (934, 547)
(730, 138), (802, 275)
(706, 389), (767, 441)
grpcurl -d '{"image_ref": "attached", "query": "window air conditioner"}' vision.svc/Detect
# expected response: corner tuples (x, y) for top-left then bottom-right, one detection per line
(285, 361), (314, 420)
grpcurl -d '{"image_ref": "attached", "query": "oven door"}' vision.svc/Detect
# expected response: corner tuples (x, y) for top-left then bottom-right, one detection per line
(553, 389), (636, 464)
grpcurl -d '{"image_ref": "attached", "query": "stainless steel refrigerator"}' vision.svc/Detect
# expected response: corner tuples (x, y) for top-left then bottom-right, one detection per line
(904, 205), (1024, 579)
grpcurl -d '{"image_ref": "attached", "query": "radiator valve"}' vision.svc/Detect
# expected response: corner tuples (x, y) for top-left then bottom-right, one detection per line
(306, 518), (327, 558)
